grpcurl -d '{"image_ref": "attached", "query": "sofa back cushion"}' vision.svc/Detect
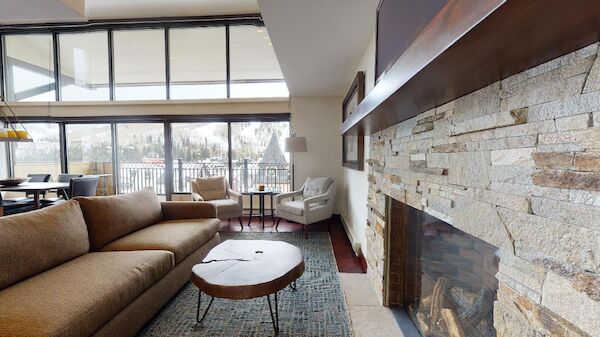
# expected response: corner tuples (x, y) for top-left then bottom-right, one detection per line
(303, 176), (333, 198)
(191, 177), (227, 201)
(76, 188), (162, 250)
(0, 200), (89, 290)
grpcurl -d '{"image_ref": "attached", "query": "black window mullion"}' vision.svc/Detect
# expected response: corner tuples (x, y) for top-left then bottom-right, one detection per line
(111, 123), (119, 193)
(59, 122), (68, 173)
(165, 28), (171, 100)
(53, 32), (61, 101)
(0, 34), (4, 101)
(164, 122), (173, 200)
(225, 25), (231, 99)
(227, 121), (233, 188)
(108, 29), (115, 101)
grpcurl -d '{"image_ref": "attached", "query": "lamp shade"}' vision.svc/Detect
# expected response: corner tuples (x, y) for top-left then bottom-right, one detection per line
(284, 136), (307, 152)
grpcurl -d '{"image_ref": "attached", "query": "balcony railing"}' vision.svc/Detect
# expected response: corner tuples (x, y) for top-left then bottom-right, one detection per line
(118, 159), (291, 195)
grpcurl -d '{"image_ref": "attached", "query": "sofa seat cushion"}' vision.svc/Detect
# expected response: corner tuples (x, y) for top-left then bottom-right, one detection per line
(278, 200), (304, 216)
(75, 188), (162, 250)
(207, 199), (241, 217)
(100, 219), (220, 264)
(0, 250), (173, 337)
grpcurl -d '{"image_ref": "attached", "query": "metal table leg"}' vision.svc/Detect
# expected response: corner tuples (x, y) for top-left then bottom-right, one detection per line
(196, 290), (215, 324)
(260, 194), (265, 229)
(266, 292), (279, 335)
(270, 194), (275, 223)
(247, 193), (253, 226)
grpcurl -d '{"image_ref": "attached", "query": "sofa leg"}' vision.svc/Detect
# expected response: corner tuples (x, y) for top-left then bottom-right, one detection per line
(275, 217), (281, 230)
(238, 217), (244, 230)
(304, 225), (308, 239)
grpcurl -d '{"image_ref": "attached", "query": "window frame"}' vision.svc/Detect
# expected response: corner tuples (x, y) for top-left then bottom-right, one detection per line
(0, 15), (287, 102)
(4, 113), (290, 200)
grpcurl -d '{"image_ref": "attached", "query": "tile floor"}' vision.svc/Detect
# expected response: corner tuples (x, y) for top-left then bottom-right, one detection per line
(339, 273), (409, 337)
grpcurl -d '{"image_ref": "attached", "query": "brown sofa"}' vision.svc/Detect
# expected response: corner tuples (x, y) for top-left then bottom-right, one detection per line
(0, 188), (221, 337)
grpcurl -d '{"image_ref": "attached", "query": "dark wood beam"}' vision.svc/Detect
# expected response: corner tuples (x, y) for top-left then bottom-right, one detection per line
(342, 0), (600, 135)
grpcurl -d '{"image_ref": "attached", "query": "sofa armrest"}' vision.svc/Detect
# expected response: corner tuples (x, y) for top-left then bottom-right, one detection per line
(228, 188), (243, 206)
(274, 190), (303, 205)
(161, 201), (217, 220)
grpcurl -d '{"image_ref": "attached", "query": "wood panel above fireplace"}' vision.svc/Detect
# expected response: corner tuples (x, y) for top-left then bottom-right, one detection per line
(341, 0), (600, 136)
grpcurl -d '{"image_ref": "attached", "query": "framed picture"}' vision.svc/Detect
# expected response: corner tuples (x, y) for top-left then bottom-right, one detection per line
(342, 71), (365, 170)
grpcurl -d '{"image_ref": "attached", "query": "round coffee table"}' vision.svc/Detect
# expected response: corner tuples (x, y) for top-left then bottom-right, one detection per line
(191, 239), (304, 335)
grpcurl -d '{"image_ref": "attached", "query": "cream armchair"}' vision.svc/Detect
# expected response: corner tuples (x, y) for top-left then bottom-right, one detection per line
(191, 176), (244, 228)
(274, 176), (336, 238)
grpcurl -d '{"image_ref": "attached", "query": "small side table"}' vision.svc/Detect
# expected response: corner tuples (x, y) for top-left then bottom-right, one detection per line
(243, 188), (280, 229)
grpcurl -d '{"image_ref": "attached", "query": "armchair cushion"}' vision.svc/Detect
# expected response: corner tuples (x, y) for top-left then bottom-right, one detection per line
(278, 200), (304, 216)
(206, 199), (241, 215)
(191, 177), (227, 201)
(303, 177), (333, 199)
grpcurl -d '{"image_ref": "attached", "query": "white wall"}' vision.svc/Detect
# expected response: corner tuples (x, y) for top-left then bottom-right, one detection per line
(341, 33), (376, 254)
(289, 96), (344, 213)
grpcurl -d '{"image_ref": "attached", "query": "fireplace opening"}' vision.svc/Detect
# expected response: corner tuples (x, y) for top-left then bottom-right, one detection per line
(384, 197), (499, 337)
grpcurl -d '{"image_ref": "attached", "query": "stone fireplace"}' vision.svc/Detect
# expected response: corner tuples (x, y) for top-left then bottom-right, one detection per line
(385, 197), (499, 336)
(365, 42), (600, 336)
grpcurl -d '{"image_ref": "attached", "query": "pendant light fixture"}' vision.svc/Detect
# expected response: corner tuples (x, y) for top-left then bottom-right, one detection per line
(0, 96), (32, 142)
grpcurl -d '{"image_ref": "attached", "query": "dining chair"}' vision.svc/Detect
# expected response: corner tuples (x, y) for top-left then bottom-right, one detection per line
(41, 176), (98, 207)
(56, 174), (83, 198)
(0, 193), (34, 216)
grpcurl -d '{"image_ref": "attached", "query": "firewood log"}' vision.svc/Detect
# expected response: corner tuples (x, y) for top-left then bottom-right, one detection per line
(441, 308), (466, 337)
(429, 277), (448, 329)
(416, 312), (430, 336)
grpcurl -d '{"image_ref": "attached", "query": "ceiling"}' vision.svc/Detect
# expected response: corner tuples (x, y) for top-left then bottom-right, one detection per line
(0, 0), (83, 24)
(0, 0), (259, 24)
(257, 0), (379, 96)
(84, 0), (259, 20)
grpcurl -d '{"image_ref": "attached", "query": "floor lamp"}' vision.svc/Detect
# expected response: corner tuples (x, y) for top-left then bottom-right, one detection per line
(284, 134), (307, 190)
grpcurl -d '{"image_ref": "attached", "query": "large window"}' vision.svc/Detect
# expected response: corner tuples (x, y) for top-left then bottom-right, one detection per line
(116, 123), (165, 194)
(0, 117), (290, 198)
(231, 121), (290, 192)
(169, 27), (227, 99)
(3, 34), (56, 102)
(66, 124), (114, 194)
(1, 20), (287, 102)
(229, 26), (288, 98)
(171, 123), (228, 193)
(113, 29), (166, 100)
(11, 123), (61, 179)
(59, 32), (110, 101)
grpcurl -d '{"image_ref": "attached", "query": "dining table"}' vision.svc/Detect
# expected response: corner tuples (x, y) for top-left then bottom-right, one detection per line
(0, 182), (70, 209)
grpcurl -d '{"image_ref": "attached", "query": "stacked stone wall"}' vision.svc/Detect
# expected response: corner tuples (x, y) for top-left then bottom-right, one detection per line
(366, 42), (600, 336)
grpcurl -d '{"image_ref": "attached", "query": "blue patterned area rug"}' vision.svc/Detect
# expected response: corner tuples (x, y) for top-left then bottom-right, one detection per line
(138, 232), (352, 337)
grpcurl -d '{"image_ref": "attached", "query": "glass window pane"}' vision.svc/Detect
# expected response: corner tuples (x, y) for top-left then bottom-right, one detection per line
(66, 124), (114, 195)
(11, 123), (61, 179)
(4, 34), (56, 102)
(59, 32), (109, 101)
(169, 27), (226, 99)
(230, 25), (288, 98)
(230, 121), (290, 192)
(116, 123), (165, 195)
(171, 123), (229, 193)
(113, 29), (166, 101)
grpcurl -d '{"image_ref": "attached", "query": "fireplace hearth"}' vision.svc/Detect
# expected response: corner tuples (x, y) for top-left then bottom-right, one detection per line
(385, 197), (499, 337)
